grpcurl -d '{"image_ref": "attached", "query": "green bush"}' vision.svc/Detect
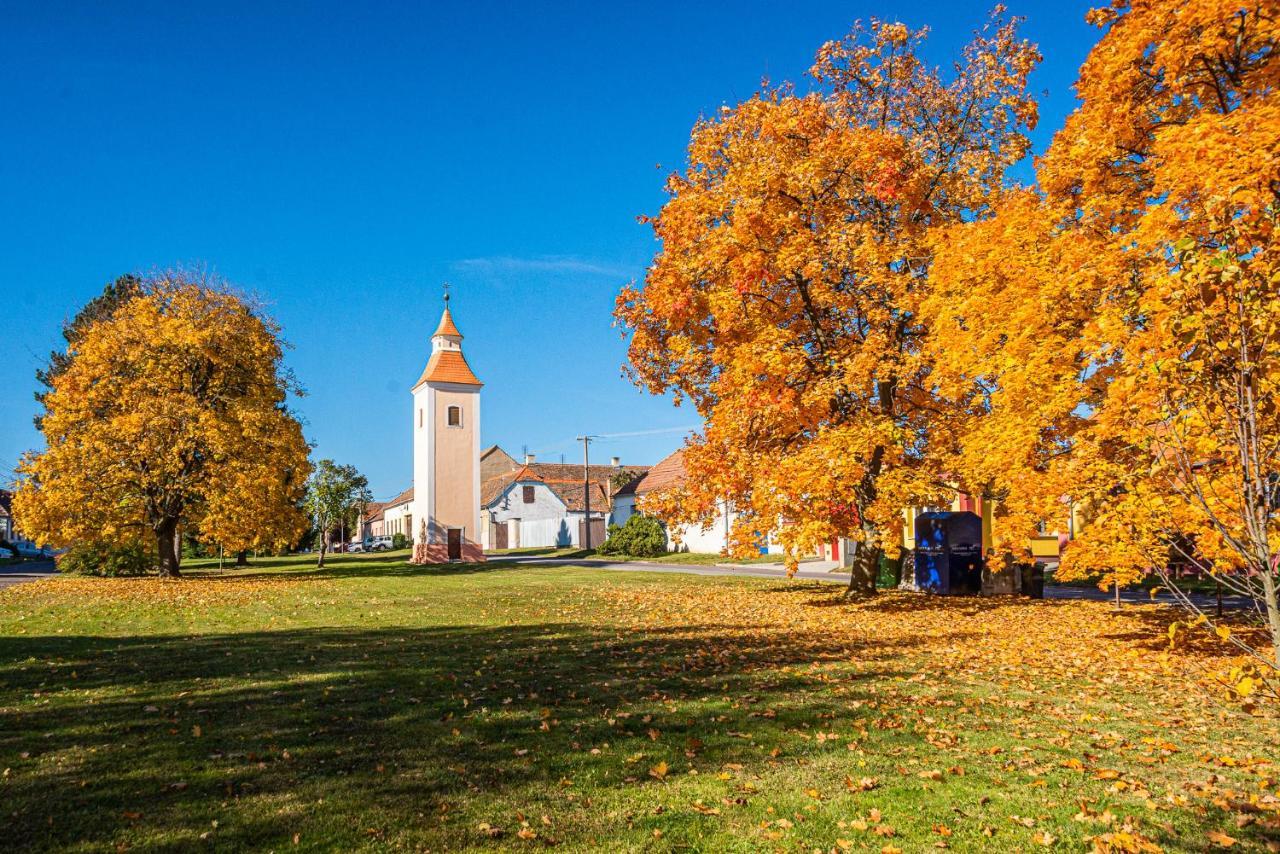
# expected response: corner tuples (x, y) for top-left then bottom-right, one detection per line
(392, 532), (410, 551)
(57, 541), (152, 576)
(599, 514), (668, 557)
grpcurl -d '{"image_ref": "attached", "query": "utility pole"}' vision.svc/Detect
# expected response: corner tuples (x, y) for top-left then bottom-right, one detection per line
(577, 435), (597, 550)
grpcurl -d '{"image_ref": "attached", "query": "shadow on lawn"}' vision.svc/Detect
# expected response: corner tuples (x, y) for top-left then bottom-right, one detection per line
(0, 618), (927, 851)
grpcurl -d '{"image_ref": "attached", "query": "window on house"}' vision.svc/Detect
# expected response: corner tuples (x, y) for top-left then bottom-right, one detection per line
(447, 405), (462, 427)
(523, 485), (535, 504)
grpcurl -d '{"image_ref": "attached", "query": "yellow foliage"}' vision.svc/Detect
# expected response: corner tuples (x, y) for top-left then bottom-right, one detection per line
(13, 272), (311, 575)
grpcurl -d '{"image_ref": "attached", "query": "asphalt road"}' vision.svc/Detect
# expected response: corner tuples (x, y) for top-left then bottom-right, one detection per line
(0, 560), (56, 590)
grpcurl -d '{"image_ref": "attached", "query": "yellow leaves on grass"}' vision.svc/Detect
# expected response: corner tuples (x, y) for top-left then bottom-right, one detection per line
(0, 573), (339, 610)
(845, 775), (879, 792)
(1205, 830), (1237, 848)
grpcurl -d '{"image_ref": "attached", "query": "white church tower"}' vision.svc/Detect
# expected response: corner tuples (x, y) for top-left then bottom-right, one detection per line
(409, 291), (484, 563)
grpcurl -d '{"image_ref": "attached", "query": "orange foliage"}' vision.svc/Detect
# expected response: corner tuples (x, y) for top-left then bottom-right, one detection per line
(926, 0), (1280, 597)
(617, 12), (1040, 593)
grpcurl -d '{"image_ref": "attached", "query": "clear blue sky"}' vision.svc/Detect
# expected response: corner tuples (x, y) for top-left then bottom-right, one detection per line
(0, 0), (1096, 500)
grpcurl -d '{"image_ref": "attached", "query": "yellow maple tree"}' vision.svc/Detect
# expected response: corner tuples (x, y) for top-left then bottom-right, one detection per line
(927, 0), (1279, 649)
(14, 271), (312, 576)
(617, 12), (1039, 594)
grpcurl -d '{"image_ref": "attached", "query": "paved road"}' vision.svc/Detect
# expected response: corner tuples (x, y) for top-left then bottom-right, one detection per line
(0, 560), (56, 590)
(496, 554), (1252, 611)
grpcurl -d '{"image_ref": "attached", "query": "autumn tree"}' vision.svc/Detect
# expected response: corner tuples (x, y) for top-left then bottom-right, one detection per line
(14, 271), (312, 576)
(33, 273), (142, 430)
(303, 459), (371, 568)
(927, 1), (1280, 670)
(616, 13), (1039, 595)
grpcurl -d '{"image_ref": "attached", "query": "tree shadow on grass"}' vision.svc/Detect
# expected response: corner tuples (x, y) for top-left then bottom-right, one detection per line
(0, 618), (937, 851)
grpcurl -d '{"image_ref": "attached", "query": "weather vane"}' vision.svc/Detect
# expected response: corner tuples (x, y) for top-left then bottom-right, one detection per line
(442, 282), (451, 305)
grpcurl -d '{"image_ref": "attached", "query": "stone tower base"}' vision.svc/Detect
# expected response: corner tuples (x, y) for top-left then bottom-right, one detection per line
(412, 542), (486, 564)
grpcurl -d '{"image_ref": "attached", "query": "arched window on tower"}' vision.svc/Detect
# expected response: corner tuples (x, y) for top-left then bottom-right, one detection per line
(447, 405), (462, 427)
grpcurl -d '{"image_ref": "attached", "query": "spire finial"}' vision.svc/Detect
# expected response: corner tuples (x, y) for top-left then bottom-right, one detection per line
(443, 282), (451, 306)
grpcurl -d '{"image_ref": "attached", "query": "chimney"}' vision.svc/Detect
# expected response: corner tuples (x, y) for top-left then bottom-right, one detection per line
(524, 453), (536, 465)
(610, 456), (621, 468)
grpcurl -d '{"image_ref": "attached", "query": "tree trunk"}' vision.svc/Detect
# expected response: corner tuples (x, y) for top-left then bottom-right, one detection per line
(235, 550), (248, 567)
(317, 530), (328, 568)
(1260, 571), (1280, 667)
(156, 517), (181, 577)
(845, 534), (881, 598)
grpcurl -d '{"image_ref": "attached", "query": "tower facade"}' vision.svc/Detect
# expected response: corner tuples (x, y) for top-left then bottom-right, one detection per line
(410, 298), (484, 563)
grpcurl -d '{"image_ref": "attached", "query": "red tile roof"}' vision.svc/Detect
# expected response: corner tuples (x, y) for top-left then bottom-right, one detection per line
(414, 350), (482, 388)
(631, 449), (687, 496)
(481, 463), (649, 512)
(383, 487), (414, 508)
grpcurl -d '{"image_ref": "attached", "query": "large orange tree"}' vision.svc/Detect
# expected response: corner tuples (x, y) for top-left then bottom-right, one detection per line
(15, 271), (312, 576)
(617, 14), (1039, 595)
(927, 0), (1280, 662)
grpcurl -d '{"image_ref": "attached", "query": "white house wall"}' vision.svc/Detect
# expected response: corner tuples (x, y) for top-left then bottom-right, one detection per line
(611, 495), (637, 528)
(669, 501), (735, 554)
(488, 481), (569, 524)
(519, 517), (575, 548)
(486, 481), (572, 547)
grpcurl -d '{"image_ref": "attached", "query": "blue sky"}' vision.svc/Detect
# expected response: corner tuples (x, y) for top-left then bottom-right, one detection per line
(0, 1), (1096, 500)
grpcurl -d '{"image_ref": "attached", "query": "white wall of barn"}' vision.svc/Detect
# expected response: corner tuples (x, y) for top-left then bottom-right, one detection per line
(485, 481), (582, 548)
(612, 497), (784, 556)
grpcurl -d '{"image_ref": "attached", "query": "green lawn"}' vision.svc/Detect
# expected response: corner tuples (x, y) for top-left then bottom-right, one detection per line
(483, 547), (815, 567)
(602, 551), (813, 566)
(0, 552), (1273, 851)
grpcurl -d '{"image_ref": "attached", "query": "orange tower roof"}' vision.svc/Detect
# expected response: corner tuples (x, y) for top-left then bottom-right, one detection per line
(414, 350), (483, 388)
(414, 305), (482, 388)
(434, 308), (462, 338)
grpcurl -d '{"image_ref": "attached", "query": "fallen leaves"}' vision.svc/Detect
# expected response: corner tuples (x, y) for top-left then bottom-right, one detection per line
(1206, 830), (1238, 848)
(0, 573), (339, 608)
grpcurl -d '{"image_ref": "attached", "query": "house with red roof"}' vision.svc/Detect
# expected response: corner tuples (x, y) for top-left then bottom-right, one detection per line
(611, 449), (782, 555)
(480, 455), (647, 549)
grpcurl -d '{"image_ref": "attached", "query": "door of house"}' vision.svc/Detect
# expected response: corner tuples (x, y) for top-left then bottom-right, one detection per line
(447, 528), (462, 560)
(493, 522), (508, 550)
(578, 519), (606, 549)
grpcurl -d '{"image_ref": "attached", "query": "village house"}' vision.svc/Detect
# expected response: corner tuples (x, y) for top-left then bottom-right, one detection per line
(0, 489), (13, 543)
(353, 501), (387, 542)
(611, 449), (779, 555)
(480, 455), (647, 549)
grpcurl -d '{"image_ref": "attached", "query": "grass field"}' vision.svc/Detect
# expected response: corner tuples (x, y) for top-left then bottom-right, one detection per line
(0, 552), (1274, 851)
(484, 546), (820, 567)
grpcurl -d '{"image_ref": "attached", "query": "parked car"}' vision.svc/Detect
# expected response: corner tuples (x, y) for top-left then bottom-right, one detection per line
(0, 547), (13, 559)
(348, 540), (366, 553)
(369, 535), (394, 552)
(14, 542), (44, 559)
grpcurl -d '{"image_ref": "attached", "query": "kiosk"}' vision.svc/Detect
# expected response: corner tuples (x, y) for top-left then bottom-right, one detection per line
(913, 511), (984, 595)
